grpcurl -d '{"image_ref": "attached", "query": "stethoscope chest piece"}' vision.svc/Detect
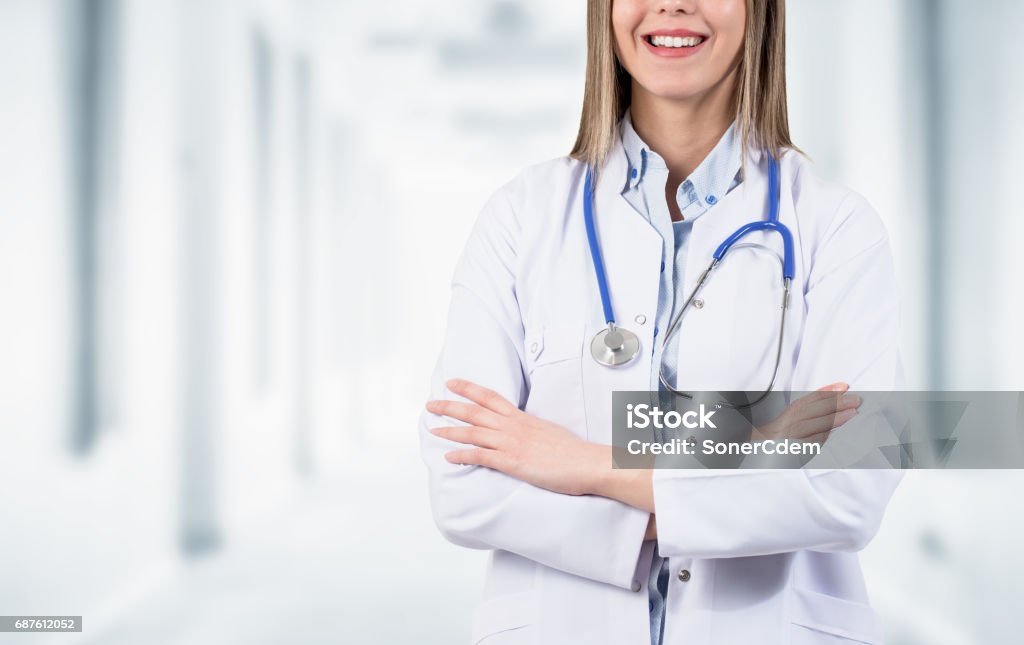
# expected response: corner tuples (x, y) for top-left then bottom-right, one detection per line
(590, 325), (640, 367)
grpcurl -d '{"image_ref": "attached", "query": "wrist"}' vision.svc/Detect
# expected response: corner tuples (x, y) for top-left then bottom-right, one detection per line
(586, 443), (616, 497)
(588, 445), (654, 512)
(750, 424), (772, 442)
(644, 514), (657, 541)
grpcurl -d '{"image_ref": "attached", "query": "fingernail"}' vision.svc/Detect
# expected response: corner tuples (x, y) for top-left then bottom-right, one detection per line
(446, 378), (462, 389)
(845, 395), (862, 407)
(426, 401), (437, 412)
(831, 382), (850, 392)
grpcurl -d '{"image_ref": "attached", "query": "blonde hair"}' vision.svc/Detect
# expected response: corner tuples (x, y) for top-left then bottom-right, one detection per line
(570, 0), (797, 171)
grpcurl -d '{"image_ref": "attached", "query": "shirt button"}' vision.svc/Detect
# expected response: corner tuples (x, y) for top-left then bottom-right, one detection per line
(693, 299), (704, 309)
(678, 569), (691, 582)
(530, 342), (539, 353)
(635, 314), (647, 325)
(660, 260), (665, 273)
(631, 580), (642, 592)
(654, 326), (659, 337)
(631, 168), (638, 179)
(705, 194), (717, 205)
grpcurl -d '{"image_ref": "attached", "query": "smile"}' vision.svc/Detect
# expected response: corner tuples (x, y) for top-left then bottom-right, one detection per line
(645, 34), (706, 48)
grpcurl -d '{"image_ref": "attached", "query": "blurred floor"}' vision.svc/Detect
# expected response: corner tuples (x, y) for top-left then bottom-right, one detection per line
(96, 479), (478, 645)
(29, 466), (483, 645)
(2, 471), (1023, 644)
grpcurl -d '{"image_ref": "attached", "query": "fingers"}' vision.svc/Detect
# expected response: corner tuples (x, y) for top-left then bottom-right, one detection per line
(803, 429), (830, 444)
(779, 385), (861, 444)
(803, 409), (854, 444)
(425, 378), (526, 430)
(445, 378), (520, 416)
(430, 425), (509, 450)
(425, 398), (506, 430)
(790, 384), (846, 412)
(816, 381), (850, 393)
(443, 447), (512, 472)
(799, 393), (862, 420)
(789, 406), (857, 438)
(789, 383), (859, 419)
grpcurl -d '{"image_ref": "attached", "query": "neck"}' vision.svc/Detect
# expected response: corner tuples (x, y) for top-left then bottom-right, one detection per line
(629, 75), (737, 180)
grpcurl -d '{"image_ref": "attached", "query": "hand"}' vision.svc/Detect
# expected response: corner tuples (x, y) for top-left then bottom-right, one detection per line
(426, 378), (606, 496)
(753, 382), (861, 444)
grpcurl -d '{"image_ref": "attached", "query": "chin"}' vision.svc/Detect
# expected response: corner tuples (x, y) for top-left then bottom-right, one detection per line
(634, 74), (711, 101)
(646, 84), (708, 103)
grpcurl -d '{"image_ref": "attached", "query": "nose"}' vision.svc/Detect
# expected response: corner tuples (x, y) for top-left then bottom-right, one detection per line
(656, 0), (696, 15)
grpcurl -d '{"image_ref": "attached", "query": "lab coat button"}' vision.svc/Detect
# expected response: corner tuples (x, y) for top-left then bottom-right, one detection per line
(635, 314), (646, 325)
(631, 580), (642, 592)
(678, 569), (691, 582)
(693, 299), (704, 309)
(530, 342), (539, 353)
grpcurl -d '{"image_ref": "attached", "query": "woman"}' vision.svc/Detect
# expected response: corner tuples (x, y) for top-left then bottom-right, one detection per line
(420, 0), (903, 643)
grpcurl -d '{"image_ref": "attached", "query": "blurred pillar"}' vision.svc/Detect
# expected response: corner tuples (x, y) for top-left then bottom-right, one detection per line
(65, 0), (120, 455)
(293, 54), (313, 476)
(914, 0), (948, 389)
(925, 0), (1024, 389)
(252, 29), (273, 394)
(177, 0), (224, 555)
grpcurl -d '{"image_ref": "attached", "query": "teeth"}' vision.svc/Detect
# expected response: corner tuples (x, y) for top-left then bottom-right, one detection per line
(649, 35), (705, 48)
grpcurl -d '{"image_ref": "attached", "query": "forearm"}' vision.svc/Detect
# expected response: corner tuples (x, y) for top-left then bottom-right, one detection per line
(587, 444), (655, 513)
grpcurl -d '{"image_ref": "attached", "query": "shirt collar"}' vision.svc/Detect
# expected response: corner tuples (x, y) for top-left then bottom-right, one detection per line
(620, 109), (650, 191)
(619, 109), (743, 221)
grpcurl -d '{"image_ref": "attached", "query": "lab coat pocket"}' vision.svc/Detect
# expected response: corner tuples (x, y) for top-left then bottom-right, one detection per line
(787, 587), (883, 644)
(470, 590), (538, 645)
(522, 324), (588, 439)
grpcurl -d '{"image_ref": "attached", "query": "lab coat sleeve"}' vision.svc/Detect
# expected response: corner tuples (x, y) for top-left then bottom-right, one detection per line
(652, 190), (905, 559)
(419, 182), (650, 590)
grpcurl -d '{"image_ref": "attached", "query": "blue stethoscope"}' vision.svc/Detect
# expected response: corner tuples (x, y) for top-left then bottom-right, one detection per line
(584, 154), (794, 405)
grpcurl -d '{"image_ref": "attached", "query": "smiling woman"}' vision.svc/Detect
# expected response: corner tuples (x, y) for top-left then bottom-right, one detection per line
(614, 0), (745, 93)
(419, 1), (904, 644)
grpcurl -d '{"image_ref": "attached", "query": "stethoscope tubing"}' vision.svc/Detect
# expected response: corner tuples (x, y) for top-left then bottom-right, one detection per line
(583, 167), (616, 326)
(583, 153), (794, 407)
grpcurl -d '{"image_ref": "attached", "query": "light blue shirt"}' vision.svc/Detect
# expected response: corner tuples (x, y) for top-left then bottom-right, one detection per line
(618, 110), (743, 645)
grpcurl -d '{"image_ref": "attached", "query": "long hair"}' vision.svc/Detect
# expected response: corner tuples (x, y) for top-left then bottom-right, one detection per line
(570, 0), (796, 171)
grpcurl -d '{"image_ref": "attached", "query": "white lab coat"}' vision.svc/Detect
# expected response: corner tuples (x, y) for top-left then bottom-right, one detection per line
(419, 135), (904, 645)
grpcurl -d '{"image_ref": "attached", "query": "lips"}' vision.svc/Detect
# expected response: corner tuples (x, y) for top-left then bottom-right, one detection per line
(647, 34), (705, 48)
(640, 29), (709, 58)
(643, 28), (708, 49)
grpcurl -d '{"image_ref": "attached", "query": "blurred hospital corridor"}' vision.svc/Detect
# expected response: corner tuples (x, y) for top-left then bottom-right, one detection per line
(3, 0), (1024, 643)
